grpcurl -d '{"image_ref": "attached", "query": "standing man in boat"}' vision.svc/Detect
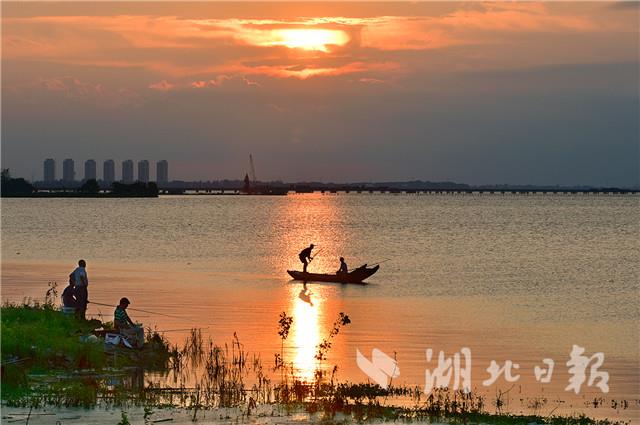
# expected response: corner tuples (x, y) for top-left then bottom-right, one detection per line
(299, 244), (315, 273)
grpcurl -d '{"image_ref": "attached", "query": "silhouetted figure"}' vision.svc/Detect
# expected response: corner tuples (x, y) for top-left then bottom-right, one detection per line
(298, 282), (313, 306)
(71, 259), (89, 320)
(337, 257), (348, 275)
(114, 297), (144, 348)
(61, 274), (78, 309)
(298, 244), (314, 273)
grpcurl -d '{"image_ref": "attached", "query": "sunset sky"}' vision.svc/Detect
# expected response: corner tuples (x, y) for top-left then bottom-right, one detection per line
(2, 2), (638, 185)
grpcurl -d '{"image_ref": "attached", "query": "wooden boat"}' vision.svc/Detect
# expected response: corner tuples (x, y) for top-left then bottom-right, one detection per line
(287, 265), (379, 284)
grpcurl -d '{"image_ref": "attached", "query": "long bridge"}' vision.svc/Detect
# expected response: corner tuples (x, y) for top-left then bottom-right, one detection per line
(30, 183), (639, 196)
(161, 186), (639, 196)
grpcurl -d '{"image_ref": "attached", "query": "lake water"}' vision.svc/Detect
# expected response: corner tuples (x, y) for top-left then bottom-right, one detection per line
(2, 194), (638, 420)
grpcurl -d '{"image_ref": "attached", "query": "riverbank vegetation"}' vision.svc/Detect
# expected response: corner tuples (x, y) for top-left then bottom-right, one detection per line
(1, 168), (158, 197)
(0, 291), (629, 424)
(1, 288), (174, 405)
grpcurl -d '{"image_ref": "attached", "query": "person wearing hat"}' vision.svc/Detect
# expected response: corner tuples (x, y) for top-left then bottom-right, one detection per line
(336, 257), (348, 275)
(114, 297), (144, 348)
(298, 244), (315, 273)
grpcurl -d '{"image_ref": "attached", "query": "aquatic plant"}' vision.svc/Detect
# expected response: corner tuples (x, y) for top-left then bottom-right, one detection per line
(1, 300), (632, 425)
(315, 312), (351, 362)
(117, 411), (131, 425)
(275, 311), (293, 374)
(44, 281), (58, 307)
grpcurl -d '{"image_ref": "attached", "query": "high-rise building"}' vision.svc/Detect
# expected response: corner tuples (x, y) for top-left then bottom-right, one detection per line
(138, 160), (149, 183)
(103, 159), (115, 184)
(43, 158), (56, 183)
(156, 160), (168, 185)
(62, 159), (75, 183)
(84, 159), (96, 181)
(122, 160), (134, 184)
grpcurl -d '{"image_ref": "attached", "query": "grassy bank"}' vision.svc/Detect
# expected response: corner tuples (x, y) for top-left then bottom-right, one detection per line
(0, 301), (629, 424)
(1, 300), (174, 404)
(2, 304), (106, 371)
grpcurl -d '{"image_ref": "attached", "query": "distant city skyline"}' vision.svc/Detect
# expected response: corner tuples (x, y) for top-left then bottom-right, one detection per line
(39, 158), (169, 184)
(103, 160), (115, 184)
(2, 2), (638, 187)
(138, 160), (150, 183)
(84, 159), (96, 181)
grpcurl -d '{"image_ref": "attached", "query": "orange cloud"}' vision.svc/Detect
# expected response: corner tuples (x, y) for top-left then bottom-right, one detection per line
(358, 78), (386, 85)
(148, 80), (175, 91)
(232, 60), (399, 80)
(8, 76), (142, 107)
(1, 4), (625, 89)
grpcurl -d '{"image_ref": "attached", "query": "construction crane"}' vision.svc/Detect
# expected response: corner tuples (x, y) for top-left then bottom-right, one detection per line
(249, 154), (257, 184)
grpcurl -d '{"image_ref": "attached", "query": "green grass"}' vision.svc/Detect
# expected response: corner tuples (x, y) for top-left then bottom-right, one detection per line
(1, 305), (629, 424)
(1, 303), (107, 372)
(1, 301), (175, 406)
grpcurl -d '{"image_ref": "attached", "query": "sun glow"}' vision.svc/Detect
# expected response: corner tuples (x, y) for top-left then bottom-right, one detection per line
(266, 28), (349, 52)
(291, 285), (321, 380)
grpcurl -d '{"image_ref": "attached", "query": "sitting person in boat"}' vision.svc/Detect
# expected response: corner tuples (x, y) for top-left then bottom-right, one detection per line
(337, 257), (349, 275)
(61, 274), (78, 310)
(298, 244), (314, 273)
(114, 297), (144, 348)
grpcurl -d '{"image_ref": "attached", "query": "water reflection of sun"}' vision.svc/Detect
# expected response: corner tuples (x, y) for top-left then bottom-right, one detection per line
(273, 194), (347, 380)
(290, 284), (321, 381)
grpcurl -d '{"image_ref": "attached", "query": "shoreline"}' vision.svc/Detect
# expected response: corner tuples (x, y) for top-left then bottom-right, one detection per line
(1, 260), (638, 423)
(1, 303), (633, 425)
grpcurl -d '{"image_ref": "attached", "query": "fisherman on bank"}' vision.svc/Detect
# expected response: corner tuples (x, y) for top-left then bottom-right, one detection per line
(337, 257), (348, 275)
(114, 297), (144, 348)
(71, 259), (89, 320)
(61, 274), (78, 310)
(299, 244), (315, 273)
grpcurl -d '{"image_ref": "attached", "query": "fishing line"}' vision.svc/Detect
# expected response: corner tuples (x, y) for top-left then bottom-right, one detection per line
(156, 327), (209, 333)
(88, 301), (187, 320)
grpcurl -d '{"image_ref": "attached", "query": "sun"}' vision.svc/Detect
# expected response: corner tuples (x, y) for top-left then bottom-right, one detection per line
(268, 28), (349, 52)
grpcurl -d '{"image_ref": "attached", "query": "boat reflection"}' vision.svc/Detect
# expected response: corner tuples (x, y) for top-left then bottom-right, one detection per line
(298, 282), (313, 306)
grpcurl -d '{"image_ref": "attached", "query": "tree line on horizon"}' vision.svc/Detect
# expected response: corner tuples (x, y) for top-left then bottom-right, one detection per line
(1, 169), (158, 197)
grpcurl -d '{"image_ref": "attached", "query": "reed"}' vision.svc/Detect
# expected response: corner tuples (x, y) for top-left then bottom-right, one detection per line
(0, 298), (631, 425)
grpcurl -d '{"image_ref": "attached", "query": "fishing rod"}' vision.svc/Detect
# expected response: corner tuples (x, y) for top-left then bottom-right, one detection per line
(156, 327), (209, 333)
(88, 301), (186, 320)
(309, 248), (324, 263)
(348, 258), (391, 272)
(369, 258), (391, 266)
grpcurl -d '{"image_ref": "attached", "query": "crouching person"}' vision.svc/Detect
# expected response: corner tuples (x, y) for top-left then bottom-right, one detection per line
(114, 297), (144, 348)
(61, 275), (78, 315)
